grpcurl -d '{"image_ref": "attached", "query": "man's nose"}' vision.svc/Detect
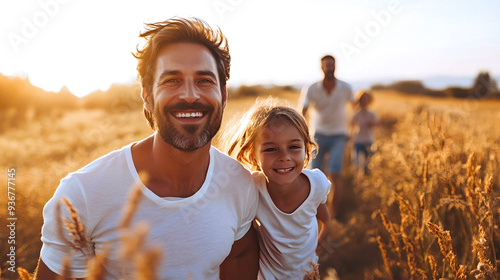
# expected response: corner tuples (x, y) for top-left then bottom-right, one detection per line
(179, 79), (200, 103)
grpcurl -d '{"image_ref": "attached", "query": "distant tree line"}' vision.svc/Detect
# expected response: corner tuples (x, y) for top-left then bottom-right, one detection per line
(371, 72), (500, 99)
(228, 85), (298, 97)
(0, 74), (79, 113)
(1, 71), (497, 131)
(0, 74), (143, 130)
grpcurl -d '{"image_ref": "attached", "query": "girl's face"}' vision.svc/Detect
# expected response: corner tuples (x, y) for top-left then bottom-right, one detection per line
(359, 94), (372, 109)
(254, 118), (306, 187)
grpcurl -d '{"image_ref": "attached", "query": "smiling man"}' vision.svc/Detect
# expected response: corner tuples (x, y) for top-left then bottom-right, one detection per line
(35, 18), (259, 280)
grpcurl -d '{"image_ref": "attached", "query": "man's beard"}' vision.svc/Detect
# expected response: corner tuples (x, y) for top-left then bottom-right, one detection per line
(153, 101), (223, 152)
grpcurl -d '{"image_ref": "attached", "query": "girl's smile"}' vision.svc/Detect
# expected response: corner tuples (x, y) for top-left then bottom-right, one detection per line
(255, 118), (306, 188)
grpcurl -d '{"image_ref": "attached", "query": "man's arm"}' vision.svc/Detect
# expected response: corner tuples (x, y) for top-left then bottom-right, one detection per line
(301, 104), (309, 117)
(34, 259), (84, 280)
(220, 225), (259, 279)
(299, 85), (310, 118)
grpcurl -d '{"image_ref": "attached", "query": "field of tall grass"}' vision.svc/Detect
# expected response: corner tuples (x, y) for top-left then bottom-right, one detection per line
(0, 87), (499, 279)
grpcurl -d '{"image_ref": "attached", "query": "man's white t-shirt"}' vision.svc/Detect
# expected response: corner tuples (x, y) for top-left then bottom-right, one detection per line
(40, 144), (258, 279)
(301, 79), (354, 135)
(253, 169), (330, 280)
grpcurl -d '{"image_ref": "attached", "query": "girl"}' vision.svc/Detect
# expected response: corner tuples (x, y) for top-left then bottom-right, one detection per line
(350, 91), (378, 175)
(226, 100), (331, 279)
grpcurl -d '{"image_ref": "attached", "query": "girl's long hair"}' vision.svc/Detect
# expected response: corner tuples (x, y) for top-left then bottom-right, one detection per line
(223, 97), (317, 171)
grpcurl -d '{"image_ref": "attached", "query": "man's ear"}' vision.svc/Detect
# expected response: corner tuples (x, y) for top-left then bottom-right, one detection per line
(142, 87), (153, 112)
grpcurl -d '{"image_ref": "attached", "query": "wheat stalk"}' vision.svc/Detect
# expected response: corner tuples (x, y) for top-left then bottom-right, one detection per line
(427, 255), (438, 280)
(470, 224), (500, 279)
(60, 197), (91, 257)
(395, 194), (418, 233)
(119, 221), (150, 260)
(304, 262), (320, 280)
(86, 245), (111, 280)
(401, 233), (427, 280)
(377, 236), (394, 280)
(422, 160), (428, 184)
(426, 222), (467, 280)
(481, 175), (497, 268)
(17, 267), (33, 280)
(56, 254), (71, 280)
(135, 248), (162, 280)
(55, 199), (66, 250)
(378, 210), (402, 255)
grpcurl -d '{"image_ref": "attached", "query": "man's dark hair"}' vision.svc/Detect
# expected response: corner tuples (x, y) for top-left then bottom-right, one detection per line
(133, 17), (231, 129)
(321, 55), (335, 63)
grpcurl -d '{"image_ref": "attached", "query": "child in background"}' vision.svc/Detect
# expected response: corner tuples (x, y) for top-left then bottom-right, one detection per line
(226, 100), (331, 280)
(350, 91), (378, 175)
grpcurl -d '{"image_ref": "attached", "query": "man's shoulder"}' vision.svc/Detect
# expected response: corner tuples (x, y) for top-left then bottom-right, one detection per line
(70, 144), (132, 180)
(303, 81), (324, 99)
(336, 79), (353, 89)
(307, 81), (323, 90)
(210, 146), (253, 180)
(210, 147), (258, 204)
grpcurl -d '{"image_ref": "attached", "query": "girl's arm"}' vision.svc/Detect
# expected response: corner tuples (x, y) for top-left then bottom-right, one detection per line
(315, 203), (331, 256)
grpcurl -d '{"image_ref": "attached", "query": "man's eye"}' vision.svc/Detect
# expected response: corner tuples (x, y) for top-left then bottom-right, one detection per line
(160, 78), (180, 85)
(199, 78), (215, 84)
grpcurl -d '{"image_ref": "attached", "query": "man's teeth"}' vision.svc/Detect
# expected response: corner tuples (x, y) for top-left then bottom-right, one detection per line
(175, 112), (203, 118)
(276, 168), (293, 173)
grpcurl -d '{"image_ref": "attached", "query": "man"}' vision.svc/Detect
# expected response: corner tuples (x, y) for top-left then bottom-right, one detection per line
(35, 18), (259, 279)
(300, 55), (354, 219)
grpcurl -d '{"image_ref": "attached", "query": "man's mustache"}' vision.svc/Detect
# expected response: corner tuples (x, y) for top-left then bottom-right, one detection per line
(163, 101), (214, 114)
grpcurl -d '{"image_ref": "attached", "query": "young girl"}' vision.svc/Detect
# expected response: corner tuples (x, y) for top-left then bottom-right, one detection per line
(350, 91), (378, 175)
(226, 100), (331, 279)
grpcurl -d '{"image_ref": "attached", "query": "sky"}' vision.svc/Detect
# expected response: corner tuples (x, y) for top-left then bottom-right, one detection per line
(1, 0), (499, 97)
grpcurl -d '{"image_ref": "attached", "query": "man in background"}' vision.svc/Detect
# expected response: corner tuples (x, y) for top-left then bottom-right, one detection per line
(301, 55), (354, 219)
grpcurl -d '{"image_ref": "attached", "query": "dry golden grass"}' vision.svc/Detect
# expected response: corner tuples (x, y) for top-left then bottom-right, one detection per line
(336, 91), (500, 280)
(0, 88), (499, 279)
(305, 262), (321, 280)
